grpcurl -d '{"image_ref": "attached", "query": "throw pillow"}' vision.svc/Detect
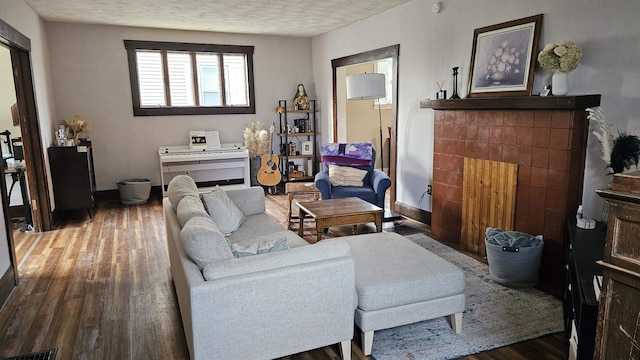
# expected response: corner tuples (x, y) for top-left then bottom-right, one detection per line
(167, 175), (199, 210)
(176, 194), (210, 227)
(230, 235), (289, 258)
(201, 186), (246, 236)
(180, 216), (233, 269)
(328, 164), (368, 187)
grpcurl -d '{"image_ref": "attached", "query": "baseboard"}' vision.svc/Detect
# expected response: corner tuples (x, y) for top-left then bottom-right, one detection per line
(0, 265), (16, 309)
(393, 201), (431, 225)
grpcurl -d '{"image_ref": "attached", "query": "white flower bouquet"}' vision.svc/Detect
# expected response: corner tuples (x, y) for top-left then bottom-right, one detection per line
(537, 39), (583, 72)
(587, 107), (640, 174)
(243, 121), (269, 158)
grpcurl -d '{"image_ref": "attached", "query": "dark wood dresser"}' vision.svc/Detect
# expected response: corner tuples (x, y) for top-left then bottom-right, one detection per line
(594, 171), (640, 359)
(48, 144), (96, 217)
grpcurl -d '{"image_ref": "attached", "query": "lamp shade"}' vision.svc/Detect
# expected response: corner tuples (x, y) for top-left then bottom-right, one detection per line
(346, 73), (386, 100)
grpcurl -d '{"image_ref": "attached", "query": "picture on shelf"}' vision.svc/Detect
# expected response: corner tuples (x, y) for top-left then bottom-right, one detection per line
(301, 141), (313, 155)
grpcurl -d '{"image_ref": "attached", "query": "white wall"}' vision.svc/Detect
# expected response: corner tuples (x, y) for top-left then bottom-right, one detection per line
(312, 0), (640, 220)
(45, 22), (313, 192)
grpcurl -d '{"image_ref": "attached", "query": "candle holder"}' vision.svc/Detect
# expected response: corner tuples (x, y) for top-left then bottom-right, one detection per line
(450, 67), (461, 99)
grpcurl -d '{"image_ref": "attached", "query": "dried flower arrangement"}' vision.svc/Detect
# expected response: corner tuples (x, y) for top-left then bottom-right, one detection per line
(61, 115), (91, 144)
(243, 121), (269, 158)
(588, 107), (640, 174)
(537, 39), (583, 72)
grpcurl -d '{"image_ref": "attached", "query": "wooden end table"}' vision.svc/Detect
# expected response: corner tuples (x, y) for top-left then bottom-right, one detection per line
(285, 182), (320, 230)
(296, 197), (383, 242)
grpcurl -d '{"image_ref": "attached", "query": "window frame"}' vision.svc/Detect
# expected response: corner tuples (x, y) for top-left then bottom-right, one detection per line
(124, 40), (255, 116)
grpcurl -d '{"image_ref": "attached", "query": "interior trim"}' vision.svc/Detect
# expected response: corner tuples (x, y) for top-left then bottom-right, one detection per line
(331, 44), (400, 215)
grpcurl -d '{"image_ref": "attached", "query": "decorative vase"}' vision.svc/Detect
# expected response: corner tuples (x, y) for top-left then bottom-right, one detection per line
(552, 70), (569, 96)
(249, 157), (261, 186)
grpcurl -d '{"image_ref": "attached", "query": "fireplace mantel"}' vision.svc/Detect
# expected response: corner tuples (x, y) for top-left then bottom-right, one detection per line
(425, 94), (601, 296)
(420, 95), (601, 111)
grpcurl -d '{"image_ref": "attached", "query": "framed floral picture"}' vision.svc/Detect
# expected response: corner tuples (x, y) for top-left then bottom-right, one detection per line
(467, 14), (542, 98)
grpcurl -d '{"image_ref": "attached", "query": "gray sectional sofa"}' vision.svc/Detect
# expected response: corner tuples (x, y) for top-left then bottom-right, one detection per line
(164, 175), (465, 360)
(164, 175), (356, 360)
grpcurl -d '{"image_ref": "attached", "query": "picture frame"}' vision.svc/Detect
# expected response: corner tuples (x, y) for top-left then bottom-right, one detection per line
(301, 140), (313, 155)
(467, 14), (542, 98)
(10, 103), (19, 126)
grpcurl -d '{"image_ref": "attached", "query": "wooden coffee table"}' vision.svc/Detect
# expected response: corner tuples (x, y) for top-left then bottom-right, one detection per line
(296, 197), (383, 242)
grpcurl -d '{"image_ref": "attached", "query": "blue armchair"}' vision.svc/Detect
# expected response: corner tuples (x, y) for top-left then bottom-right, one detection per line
(314, 147), (391, 208)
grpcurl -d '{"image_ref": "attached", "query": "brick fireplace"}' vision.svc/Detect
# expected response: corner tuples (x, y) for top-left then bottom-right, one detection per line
(422, 95), (601, 296)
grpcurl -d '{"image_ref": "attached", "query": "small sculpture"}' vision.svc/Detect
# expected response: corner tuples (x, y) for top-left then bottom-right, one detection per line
(293, 84), (310, 110)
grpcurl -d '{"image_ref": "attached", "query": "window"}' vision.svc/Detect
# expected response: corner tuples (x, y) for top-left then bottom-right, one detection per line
(124, 40), (255, 116)
(374, 58), (393, 107)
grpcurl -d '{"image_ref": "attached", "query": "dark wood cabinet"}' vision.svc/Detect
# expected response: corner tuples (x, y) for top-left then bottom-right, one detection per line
(564, 219), (606, 360)
(48, 145), (96, 216)
(594, 171), (640, 359)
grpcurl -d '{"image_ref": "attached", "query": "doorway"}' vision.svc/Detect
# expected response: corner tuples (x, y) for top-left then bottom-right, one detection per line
(0, 16), (52, 303)
(0, 45), (31, 233)
(331, 44), (400, 214)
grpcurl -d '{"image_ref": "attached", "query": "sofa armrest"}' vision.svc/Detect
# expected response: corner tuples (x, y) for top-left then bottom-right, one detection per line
(225, 186), (266, 216)
(314, 170), (332, 200)
(369, 169), (391, 206)
(191, 241), (356, 359)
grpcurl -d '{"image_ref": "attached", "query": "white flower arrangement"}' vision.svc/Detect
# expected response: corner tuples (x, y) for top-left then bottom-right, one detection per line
(537, 39), (583, 72)
(587, 107), (640, 174)
(61, 115), (90, 144)
(243, 121), (269, 158)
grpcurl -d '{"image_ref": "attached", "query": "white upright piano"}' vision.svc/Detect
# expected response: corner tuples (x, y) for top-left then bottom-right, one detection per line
(158, 143), (250, 196)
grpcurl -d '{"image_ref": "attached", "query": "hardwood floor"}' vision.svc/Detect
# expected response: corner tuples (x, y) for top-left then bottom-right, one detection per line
(0, 191), (568, 359)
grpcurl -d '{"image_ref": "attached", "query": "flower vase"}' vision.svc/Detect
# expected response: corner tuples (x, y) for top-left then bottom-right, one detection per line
(552, 70), (569, 96)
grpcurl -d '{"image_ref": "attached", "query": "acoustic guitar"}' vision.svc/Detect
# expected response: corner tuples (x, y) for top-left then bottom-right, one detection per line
(257, 123), (281, 188)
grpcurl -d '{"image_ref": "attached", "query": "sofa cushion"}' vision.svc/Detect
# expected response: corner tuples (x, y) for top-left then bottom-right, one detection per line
(329, 164), (368, 187)
(342, 232), (465, 311)
(201, 187), (246, 236)
(203, 239), (352, 281)
(180, 216), (233, 269)
(167, 175), (199, 210)
(176, 195), (210, 227)
(230, 235), (289, 257)
(226, 213), (286, 243)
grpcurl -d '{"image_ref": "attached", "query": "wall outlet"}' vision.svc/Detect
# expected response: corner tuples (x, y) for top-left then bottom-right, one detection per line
(427, 184), (432, 195)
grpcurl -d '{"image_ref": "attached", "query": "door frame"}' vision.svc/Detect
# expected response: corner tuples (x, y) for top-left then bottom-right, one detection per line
(1, 19), (53, 233)
(331, 44), (400, 212)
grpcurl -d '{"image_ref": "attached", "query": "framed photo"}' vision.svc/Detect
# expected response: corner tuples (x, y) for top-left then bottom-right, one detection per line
(467, 14), (542, 98)
(10, 103), (19, 126)
(301, 140), (313, 155)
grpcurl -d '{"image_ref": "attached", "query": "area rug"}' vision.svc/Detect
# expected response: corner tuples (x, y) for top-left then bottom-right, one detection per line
(370, 233), (564, 360)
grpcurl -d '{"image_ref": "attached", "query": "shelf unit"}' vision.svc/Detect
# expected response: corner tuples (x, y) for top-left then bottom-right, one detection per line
(277, 99), (317, 182)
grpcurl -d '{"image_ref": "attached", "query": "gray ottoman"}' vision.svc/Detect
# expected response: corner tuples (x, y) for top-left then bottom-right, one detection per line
(342, 232), (465, 356)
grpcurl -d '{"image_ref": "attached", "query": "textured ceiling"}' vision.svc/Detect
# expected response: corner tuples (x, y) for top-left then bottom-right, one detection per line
(25, 0), (413, 37)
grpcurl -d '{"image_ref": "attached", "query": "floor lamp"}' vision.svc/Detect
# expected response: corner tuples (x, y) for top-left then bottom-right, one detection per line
(346, 72), (386, 172)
